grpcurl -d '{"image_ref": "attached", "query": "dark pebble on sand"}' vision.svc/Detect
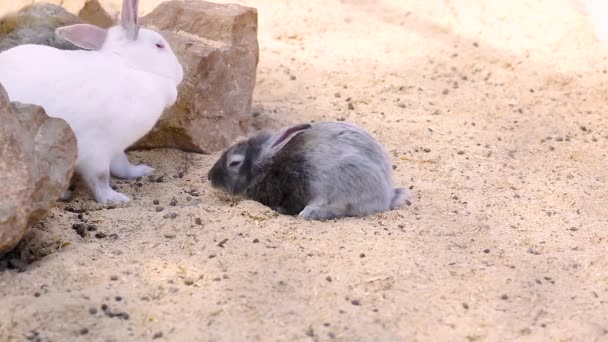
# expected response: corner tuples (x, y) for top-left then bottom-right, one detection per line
(253, 238), (259, 243)
(89, 307), (98, 315)
(153, 200), (160, 205)
(80, 328), (89, 335)
(153, 332), (164, 339)
(94, 232), (107, 239)
(76, 225), (86, 237)
(218, 238), (228, 248)
(351, 299), (361, 306)
(163, 213), (178, 219)
(169, 198), (178, 206)
(156, 206), (164, 212)
(195, 218), (202, 225)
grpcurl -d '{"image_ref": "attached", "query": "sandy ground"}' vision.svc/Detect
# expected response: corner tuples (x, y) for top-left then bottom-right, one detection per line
(1, 0), (608, 340)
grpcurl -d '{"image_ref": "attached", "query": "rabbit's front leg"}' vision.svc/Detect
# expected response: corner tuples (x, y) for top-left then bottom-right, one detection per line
(79, 160), (130, 204)
(110, 151), (154, 179)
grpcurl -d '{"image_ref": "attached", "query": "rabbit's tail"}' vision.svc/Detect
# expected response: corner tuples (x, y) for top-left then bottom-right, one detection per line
(390, 188), (409, 209)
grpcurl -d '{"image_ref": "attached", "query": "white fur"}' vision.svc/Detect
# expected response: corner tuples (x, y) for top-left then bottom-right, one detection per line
(0, 25), (183, 203)
(575, 0), (608, 44)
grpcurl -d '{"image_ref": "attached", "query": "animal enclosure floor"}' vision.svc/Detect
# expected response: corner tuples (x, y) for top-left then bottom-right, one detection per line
(1, 0), (608, 340)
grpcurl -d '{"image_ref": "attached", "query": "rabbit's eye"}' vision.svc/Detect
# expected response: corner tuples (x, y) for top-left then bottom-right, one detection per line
(155, 43), (165, 49)
(229, 161), (241, 167)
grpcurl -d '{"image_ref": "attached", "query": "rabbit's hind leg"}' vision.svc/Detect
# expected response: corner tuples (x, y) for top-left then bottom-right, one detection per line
(299, 201), (349, 221)
(110, 151), (154, 179)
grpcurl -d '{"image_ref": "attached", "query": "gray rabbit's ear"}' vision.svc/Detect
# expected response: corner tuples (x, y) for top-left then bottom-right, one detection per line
(260, 124), (311, 159)
(121, 0), (139, 40)
(56, 24), (107, 50)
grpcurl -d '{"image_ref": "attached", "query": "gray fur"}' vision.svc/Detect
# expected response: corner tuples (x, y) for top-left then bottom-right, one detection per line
(0, 4), (82, 53)
(296, 122), (405, 219)
(208, 121), (408, 220)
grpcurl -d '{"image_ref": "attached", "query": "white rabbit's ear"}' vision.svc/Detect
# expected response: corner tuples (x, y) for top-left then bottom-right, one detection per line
(56, 24), (108, 50)
(121, 0), (140, 40)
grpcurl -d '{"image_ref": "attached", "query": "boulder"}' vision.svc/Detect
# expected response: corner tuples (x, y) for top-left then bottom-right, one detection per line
(0, 3), (82, 52)
(136, 0), (259, 153)
(78, 0), (115, 28)
(0, 84), (77, 255)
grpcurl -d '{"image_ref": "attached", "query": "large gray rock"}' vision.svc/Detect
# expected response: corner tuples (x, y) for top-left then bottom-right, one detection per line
(136, 0), (259, 153)
(0, 3), (82, 52)
(0, 84), (77, 255)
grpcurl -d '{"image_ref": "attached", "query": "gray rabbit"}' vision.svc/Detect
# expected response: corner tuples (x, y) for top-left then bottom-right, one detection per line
(207, 122), (407, 220)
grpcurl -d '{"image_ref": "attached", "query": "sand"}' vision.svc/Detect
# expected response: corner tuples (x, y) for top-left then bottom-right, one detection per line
(1, 0), (608, 340)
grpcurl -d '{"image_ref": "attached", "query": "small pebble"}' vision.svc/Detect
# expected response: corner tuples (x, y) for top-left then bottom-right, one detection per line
(195, 218), (202, 225)
(94, 232), (107, 239)
(153, 199), (160, 205)
(153, 332), (164, 339)
(163, 213), (178, 219)
(169, 197), (178, 206)
(156, 206), (164, 212)
(79, 328), (89, 335)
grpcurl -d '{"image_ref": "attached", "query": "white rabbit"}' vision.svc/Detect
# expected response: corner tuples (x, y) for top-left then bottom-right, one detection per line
(0, 0), (184, 203)
(572, 0), (608, 44)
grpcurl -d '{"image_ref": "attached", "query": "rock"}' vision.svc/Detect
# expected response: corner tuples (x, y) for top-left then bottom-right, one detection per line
(136, 0), (259, 153)
(0, 3), (82, 52)
(0, 83), (77, 255)
(78, 0), (114, 28)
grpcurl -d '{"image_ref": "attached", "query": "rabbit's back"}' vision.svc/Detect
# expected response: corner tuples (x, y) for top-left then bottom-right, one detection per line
(296, 122), (396, 213)
(0, 44), (176, 161)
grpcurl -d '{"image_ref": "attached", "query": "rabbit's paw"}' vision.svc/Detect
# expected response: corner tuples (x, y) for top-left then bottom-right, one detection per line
(299, 205), (342, 221)
(129, 164), (155, 178)
(95, 189), (131, 204)
(111, 152), (155, 179)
